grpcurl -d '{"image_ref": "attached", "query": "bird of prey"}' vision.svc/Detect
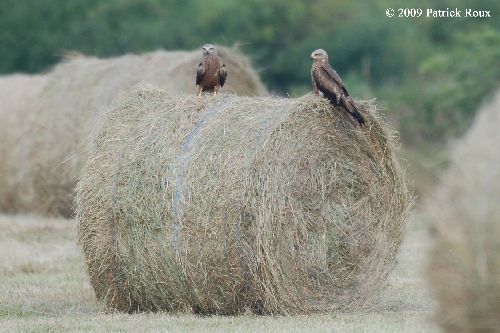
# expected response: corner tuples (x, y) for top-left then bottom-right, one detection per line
(196, 44), (227, 96)
(310, 49), (365, 126)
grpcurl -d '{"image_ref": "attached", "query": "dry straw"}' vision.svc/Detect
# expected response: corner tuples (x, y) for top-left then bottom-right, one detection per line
(0, 46), (267, 216)
(427, 91), (500, 332)
(0, 74), (48, 212)
(77, 85), (412, 314)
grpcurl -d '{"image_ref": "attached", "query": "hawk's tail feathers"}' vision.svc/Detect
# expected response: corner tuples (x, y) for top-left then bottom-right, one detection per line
(346, 97), (366, 126)
(350, 108), (366, 126)
(323, 91), (366, 126)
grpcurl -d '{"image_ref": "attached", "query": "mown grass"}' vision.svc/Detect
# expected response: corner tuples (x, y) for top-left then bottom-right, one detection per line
(0, 214), (437, 332)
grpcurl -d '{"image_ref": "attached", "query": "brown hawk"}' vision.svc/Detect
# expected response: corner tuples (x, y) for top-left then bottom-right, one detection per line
(196, 44), (227, 96)
(310, 49), (365, 126)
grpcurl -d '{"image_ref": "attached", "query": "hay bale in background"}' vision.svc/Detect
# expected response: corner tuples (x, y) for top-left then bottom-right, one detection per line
(0, 74), (48, 212)
(427, 91), (500, 332)
(77, 86), (412, 314)
(0, 46), (267, 216)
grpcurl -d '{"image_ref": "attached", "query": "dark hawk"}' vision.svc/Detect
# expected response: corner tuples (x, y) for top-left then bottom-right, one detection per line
(196, 44), (227, 96)
(310, 49), (365, 126)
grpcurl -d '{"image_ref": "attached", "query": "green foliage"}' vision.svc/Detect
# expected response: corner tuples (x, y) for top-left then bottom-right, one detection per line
(0, 0), (499, 142)
(419, 28), (500, 137)
(0, 0), (426, 87)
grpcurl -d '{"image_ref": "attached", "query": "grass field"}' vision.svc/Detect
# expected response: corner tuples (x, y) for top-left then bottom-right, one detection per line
(0, 213), (438, 332)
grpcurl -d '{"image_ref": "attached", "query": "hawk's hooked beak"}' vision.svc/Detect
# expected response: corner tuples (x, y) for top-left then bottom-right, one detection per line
(310, 52), (316, 60)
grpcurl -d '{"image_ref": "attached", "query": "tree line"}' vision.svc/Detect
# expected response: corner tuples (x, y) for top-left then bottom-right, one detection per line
(0, 0), (498, 142)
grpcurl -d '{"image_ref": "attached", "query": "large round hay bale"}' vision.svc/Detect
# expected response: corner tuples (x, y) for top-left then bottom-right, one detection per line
(77, 86), (412, 314)
(0, 46), (267, 216)
(0, 74), (48, 212)
(427, 91), (500, 332)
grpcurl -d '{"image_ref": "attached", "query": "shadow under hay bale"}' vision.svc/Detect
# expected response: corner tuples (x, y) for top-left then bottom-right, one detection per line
(77, 86), (412, 314)
(427, 91), (500, 333)
(0, 46), (267, 216)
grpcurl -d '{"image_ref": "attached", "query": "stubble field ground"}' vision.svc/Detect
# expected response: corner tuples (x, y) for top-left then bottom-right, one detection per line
(0, 211), (438, 333)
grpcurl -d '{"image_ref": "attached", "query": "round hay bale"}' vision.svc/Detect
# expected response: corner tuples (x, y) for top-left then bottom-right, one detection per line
(0, 74), (48, 212)
(427, 91), (500, 332)
(1, 46), (267, 216)
(77, 86), (412, 314)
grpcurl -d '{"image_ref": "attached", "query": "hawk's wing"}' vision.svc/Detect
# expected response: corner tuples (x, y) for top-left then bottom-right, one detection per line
(196, 62), (205, 86)
(218, 64), (227, 87)
(312, 66), (342, 104)
(319, 63), (350, 96)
